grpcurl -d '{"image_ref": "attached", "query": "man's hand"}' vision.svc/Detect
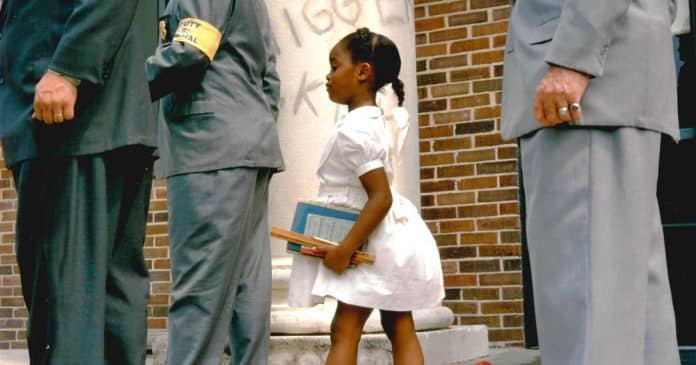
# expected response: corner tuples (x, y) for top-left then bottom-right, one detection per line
(533, 65), (589, 126)
(32, 71), (78, 124)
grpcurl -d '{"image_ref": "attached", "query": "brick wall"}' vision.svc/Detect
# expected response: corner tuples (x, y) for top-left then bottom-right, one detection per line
(414, 0), (523, 346)
(0, 0), (523, 349)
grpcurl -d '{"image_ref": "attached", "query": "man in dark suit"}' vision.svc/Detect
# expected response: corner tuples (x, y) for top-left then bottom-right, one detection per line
(0, 1), (157, 364)
(146, 1), (284, 364)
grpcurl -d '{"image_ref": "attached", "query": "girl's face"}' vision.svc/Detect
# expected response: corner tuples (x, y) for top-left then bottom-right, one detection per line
(326, 42), (362, 107)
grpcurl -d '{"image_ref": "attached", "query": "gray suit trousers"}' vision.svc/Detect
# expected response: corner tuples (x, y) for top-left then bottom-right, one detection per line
(12, 146), (154, 365)
(520, 127), (680, 365)
(166, 167), (272, 365)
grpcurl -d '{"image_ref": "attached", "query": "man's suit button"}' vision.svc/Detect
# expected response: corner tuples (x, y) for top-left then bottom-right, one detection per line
(0, 76), (4, 85)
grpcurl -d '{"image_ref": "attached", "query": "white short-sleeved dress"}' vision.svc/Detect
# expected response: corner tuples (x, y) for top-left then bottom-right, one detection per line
(288, 106), (445, 311)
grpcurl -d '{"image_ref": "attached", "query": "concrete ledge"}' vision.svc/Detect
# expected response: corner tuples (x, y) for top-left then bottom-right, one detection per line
(2, 325), (488, 365)
(151, 325), (488, 365)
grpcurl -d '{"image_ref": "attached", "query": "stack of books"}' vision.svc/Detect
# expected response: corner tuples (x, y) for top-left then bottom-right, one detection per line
(271, 200), (374, 265)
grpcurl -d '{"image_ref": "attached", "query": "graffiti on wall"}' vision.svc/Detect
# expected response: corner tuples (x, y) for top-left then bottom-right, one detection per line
(275, 0), (412, 120)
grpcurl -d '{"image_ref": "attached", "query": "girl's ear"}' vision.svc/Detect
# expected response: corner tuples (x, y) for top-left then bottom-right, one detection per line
(356, 62), (373, 81)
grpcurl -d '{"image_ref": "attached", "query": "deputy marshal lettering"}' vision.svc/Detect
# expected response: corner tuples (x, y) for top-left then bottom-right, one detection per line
(173, 18), (222, 60)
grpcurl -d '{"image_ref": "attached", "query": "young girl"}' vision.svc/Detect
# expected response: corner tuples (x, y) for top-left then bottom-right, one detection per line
(292, 28), (445, 365)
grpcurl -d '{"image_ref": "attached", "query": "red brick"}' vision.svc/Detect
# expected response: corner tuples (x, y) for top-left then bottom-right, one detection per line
(460, 232), (499, 245)
(458, 176), (498, 190)
(451, 94), (491, 109)
(470, 0), (511, 9)
(441, 261), (459, 274)
(419, 99), (448, 113)
(493, 34), (507, 48)
(455, 121), (495, 135)
(434, 234), (458, 246)
(440, 219), (476, 233)
(459, 259), (500, 273)
(420, 152), (456, 167)
(500, 202), (519, 215)
(415, 17), (446, 32)
(473, 79), (503, 93)
(437, 192), (475, 205)
(459, 316), (501, 327)
(458, 204), (498, 218)
(433, 137), (473, 152)
(451, 38), (490, 53)
(476, 105), (502, 120)
(502, 287), (523, 300)
(433, 110), (472, 124)
(477, 161), (517, 175)
(430, 55), (469, 69)
(449, 12), (488, 26)
(477, 216), (520, 230)
(457, 149), (496, 164)
(479, 245), (522, 257)
(420, 125), (454, 140)
(472, 21), (509, 37)
(417, 73), (447, 86)
(462, 288), (500, 300)
(422, 207), (457, 220)
(497, 146), (518, 159)
(430, 27), (468, 43)
(429, 1), (468, 16)
(437, 165), (475, 178)
(493, 6), (512, 20)
(475, 133), (507, 147)
(481, 300), (523, 314)
(478, 189), (518, 203)
(431, 83), (471, 98)
(503, 259), (522, 271)
(421, 167), (435, 180)
(451, 67), (491, 81)
(421, 180), (456, 193)
(443, 274), (477, 287)
(500, 231), (521, 243)
(416, 44), (448, 58)
(503, 314), (524, 327)
(472, 50), (505, 65)
(446, 302), (479, 314)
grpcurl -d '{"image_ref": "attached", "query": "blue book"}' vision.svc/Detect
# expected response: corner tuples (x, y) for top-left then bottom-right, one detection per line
(287, 200), (361, 255)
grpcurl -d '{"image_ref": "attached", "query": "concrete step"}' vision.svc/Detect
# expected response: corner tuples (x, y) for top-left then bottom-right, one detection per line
(0, 325), (489, 365)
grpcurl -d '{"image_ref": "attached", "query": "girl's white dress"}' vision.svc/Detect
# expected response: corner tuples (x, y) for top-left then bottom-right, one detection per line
(288, 106), (445, 311)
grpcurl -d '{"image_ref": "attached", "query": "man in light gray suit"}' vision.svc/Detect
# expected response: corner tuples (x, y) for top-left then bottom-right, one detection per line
(146, 1), (284, 364)
(502, 0), (681, 364)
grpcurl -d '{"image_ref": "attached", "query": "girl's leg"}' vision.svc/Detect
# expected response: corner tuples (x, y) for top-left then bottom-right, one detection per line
(380, 310), (424, 365)
(326, 301), (373, 365)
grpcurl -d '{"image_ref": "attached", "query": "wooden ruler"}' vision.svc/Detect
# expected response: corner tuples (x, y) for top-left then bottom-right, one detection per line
(270, 227), (374, 265)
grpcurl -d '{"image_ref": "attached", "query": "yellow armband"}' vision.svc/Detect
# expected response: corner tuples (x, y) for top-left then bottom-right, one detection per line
(173, 18), (222, 61)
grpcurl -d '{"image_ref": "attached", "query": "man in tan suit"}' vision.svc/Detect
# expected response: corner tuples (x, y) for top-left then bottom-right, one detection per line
(502, 0), (681, 364)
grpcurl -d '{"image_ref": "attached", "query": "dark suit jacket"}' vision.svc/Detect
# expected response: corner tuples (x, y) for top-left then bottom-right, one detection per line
(0, 0), (157, 167)
(146, 0), (284, 177)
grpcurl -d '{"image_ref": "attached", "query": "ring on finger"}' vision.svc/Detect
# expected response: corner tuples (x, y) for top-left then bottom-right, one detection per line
(569, 103), (581, 112)
(558, 106), (569, 116)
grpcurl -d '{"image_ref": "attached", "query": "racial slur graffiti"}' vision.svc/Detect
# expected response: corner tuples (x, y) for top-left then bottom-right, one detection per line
(278, 0), (412, 119)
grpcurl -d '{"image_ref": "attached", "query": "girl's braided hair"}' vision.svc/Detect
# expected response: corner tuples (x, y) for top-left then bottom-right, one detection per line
(340, 27), (405, 106)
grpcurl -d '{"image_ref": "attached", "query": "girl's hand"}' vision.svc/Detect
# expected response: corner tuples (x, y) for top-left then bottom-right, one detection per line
(318, 245), (353, 275)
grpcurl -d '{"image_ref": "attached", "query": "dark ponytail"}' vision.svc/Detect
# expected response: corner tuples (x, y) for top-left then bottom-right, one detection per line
(391, 78), (405, 106)
(341, 27), (405, 104)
